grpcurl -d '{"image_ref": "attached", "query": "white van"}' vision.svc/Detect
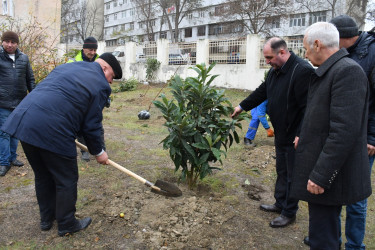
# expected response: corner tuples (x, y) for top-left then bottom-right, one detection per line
(112, 46), (125, 64)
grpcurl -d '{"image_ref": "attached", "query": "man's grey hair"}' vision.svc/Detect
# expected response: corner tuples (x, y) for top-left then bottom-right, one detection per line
(304, 22), (339, 49)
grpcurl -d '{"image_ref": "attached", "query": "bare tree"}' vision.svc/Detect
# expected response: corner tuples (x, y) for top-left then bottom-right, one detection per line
(134, 0), (157, 41)
(155, 0), (202, 42)
(346, 0), (369, 27)
(61, 0), (104, 43)
(223, 0), (290, 36)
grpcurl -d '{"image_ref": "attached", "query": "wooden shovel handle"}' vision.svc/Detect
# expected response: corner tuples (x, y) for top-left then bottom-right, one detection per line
(75, 140), (162, 191)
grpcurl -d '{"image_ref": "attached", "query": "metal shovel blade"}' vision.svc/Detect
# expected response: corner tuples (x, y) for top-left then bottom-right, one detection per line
(151, 180), (182, 197)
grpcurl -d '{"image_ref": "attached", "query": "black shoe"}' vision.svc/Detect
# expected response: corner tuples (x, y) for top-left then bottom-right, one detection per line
(260, 204), (282, 213)
(0, 165), (11, 176)
(270, 215), (296, 228)
(41, 220), (54, 231)
(244, 138), (256, 147)
(303, 236), (310, 246)
(81, 152), (90, 162)
(11, 159), (24, 167)
(58, 217), (92, 236)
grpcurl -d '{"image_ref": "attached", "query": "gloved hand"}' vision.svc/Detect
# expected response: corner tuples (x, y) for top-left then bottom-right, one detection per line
(266, 128), (274, 137)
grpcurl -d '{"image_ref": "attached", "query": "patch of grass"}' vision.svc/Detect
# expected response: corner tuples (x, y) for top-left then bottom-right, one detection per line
(76, 189), (92, 210)
(15, 178), (33, 187)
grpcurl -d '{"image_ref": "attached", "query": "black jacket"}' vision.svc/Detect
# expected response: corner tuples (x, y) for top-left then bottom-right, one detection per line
(291, 49), (372, 205)
(239, 52), (314, 146)
(346, 32), (375, 146)
(0, 46), (35, 109)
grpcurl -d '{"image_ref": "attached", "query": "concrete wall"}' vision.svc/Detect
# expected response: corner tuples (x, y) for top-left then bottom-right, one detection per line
(120, 34), (266, 91)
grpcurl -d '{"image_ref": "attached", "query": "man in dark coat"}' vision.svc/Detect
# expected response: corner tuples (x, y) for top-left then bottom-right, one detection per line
(291, 22), (372, 249)
(231, 37), (314, 228)
(0, 31), (35, 176)
(1, 53), (122, 236)
(67, 36), (105, 162)
(329, 15), (375, 250)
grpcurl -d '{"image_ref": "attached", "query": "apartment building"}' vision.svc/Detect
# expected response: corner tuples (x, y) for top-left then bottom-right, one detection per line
(103, 0), (366, 48)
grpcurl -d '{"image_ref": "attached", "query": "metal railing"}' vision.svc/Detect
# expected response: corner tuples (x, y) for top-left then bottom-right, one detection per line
(168, 42), (197, 65)
(209, 38), (246, 64)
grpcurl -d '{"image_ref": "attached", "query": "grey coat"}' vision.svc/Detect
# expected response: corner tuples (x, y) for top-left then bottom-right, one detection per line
(290, 49), (372, 205)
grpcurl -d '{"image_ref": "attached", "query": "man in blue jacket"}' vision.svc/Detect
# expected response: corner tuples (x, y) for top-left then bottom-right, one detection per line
(0, 31), (35, 176)
(1, 53), (122, 236)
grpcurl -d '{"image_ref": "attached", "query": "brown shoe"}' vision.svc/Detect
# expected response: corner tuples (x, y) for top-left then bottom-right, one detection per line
(260, 204), (282, 213)
(270, 215), (296, 228)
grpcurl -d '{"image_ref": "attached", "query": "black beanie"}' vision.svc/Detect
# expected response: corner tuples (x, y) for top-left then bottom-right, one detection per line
(99, 52), (123, 79)
(330, 15), (359, 38)
(1, 31), (19, 44)
(83, 37), (98, 49)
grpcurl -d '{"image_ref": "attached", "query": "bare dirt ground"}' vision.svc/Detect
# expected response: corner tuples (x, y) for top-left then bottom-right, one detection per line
(1, 84), (374, 249)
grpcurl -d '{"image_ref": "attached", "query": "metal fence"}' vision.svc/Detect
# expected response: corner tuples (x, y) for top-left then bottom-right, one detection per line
(209, 38), (247, 64)
(168, 42), (197, 65)
(140, 41), (157, 61)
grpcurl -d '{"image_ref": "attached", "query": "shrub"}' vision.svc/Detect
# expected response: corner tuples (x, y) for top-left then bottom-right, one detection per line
(145, 58), (161, 81)
(113, 77), (139, 93)
(153, 63), (246, 189)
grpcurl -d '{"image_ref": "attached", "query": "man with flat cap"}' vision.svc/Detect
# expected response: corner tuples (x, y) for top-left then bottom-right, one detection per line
(1, 52), (122, 236)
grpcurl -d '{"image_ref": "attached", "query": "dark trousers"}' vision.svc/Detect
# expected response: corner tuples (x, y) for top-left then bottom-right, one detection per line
(274, 144), (299, 218)
(77, 126), (106, 153)
(21, 142), (79, 230)
(309, 202), (342, 250)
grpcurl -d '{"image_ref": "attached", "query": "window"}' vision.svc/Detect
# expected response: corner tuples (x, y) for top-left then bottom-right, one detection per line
(215, 5), (225, 15)
(114, 0), (117, 7)
(160, 32), (167, 39)
(121, 24), (125, 31)
(105, 15), (109, 22)
(2, 0), (7, 15)
(139, 22), (143, 28)
(106, 3), (110, 10)
(199, 11), (205, 18)
(124, 0), (127, 3)
(185, 28), (192, 38)
(309, 11), (327, 25)
(271, 16), (280, 28)
(187, 13), (193, 20)
(114, 13), (117, 20)
(289, 14), (306, 27)
(122, 11), (126, 18)
(129, 22), (134, 30)
(198, 25), (205, 36)
(130, 8), (135, 16)
(150, 20), (156, 26)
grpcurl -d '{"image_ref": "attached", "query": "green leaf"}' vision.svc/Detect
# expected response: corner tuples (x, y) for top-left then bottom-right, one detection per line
(192, 142), (210, 150)
(211, 148), (222, 161)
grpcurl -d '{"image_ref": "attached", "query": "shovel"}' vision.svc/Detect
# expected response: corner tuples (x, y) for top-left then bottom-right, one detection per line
(75, 141), (182, 197)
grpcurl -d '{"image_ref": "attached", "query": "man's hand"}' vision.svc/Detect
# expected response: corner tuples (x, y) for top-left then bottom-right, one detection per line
(96, 151), (109, 165)
(294, 136), (299, 149)
(307, 179), (324, 194)
(231, 106), (243, 118)
(367, 144), (375, 156)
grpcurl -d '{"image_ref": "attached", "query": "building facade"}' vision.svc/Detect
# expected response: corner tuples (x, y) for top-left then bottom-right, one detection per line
(102, 0), (366, 49)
